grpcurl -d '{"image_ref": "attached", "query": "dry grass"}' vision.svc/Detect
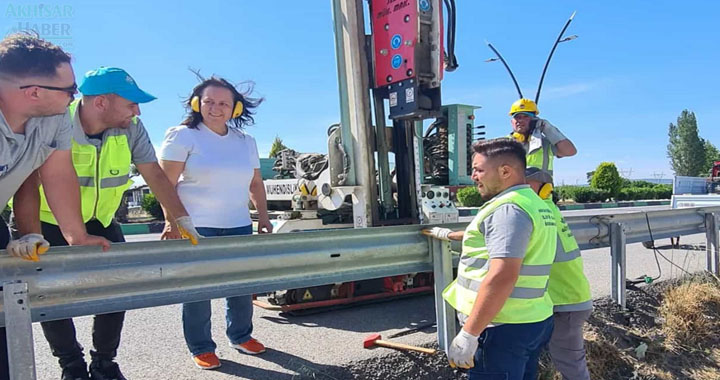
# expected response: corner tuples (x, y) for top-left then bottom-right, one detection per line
(660, 280), (720, 348)
(539, 275), (720, 380)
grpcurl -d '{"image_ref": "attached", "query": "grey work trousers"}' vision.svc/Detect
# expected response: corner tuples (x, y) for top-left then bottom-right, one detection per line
(549, 309), (592, 380)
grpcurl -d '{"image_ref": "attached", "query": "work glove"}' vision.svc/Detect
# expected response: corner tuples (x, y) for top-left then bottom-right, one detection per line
(425, 227), (453, 241)
(536, 119), (565, 144)
(447, 329), (479, 369)
(6, 233), (50, 262)
(175, 216), (201, 245)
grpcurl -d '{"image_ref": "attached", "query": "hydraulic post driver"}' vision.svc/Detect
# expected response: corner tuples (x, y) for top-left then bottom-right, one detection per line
(257, 0), (461, 311)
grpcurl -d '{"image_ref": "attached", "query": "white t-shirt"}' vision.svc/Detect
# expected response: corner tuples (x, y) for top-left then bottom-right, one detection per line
(159, 123), (260, 228)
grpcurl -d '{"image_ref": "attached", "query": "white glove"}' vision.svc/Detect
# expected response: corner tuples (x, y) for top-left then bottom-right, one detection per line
(448, 329), (479, 369)
(536, 119), (566, 144)
(6, 233), (50, 262)
(175, 216), (201, 245)
(429, 227), (453, 241)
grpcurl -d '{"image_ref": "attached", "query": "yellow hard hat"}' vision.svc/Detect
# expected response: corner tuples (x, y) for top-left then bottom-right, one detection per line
(509, 98), (539, 116)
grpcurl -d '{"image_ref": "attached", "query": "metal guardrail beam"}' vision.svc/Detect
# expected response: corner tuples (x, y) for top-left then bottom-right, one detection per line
(565, 206), (720, 250)
(2, 205), (720, 380)
(2, 206), (719, 324)
(0, 224), (431, 325)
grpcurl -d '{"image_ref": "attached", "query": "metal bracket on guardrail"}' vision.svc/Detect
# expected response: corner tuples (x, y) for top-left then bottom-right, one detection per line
(588, 215), (611, 247)
(706, 213), (720, 276)
(2, 281), (37, 380)
(431, 238), (457, 351)
(609, 223), (627, 309)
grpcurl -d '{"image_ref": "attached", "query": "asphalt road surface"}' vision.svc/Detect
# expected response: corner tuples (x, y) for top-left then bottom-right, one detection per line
(31, 205), (707, 380)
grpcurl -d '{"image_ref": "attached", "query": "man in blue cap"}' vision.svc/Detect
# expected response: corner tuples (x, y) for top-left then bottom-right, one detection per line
(14, 67), (201, 380)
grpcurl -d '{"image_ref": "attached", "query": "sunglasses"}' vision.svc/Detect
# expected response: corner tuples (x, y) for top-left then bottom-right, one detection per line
(19, 83), (78, 95)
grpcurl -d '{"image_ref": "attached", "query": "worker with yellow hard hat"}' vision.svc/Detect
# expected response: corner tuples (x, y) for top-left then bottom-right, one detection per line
(509, 98), (576, 184)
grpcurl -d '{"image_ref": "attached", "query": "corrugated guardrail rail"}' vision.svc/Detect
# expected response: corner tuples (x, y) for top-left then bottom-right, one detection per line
(1, 206), (719, 380)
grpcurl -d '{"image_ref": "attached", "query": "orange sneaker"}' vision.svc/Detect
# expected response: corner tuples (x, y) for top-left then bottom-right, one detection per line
(230, 338), (266, 355)
(192, 352), (221, 370)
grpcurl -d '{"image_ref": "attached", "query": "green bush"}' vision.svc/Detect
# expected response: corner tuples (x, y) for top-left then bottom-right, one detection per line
(555, 185), (580, 201)
(591, 162), (622, 197)
(555, 186), (608, 203)
(618, 187), (643, 201)
(456, 186), (485, 207)
(619, 177), (632, 189)
(571, 187), (609, 203)
(653, 184), (672, 199)
(141, 193), (164, 220)
(617, 185), (672, 201)
(629, 180), (656, 188)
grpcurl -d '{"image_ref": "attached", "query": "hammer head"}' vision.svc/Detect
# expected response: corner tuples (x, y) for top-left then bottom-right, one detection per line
(363, 333), (382, 348)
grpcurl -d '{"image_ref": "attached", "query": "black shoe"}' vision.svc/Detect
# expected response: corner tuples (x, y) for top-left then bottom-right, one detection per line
(89, 360), (126, 380)
(61, 360), (90, 380)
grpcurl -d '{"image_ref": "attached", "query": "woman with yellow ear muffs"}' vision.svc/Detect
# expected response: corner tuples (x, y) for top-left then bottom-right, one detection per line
(157, 75), (272, 371)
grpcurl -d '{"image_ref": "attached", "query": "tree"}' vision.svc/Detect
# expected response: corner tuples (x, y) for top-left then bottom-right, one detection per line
(456, 186), (484, 207)
(586, 171), (595, 185)
(268, 136), (289, 158)
(702, 139), (720, 175)
(591, 162), (622, 198)
(141, 193), (164, 220)
(667, 110), (706, 176)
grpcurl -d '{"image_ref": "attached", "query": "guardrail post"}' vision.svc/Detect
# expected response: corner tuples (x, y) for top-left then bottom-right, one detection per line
(2, 282), (37, 380)
(431, 238), (456, 351)
(609, 223), (627, 309)
(706, 213), (720, 275)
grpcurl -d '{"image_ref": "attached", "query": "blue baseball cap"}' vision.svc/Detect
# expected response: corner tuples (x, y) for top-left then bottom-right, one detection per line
(78, 67), (156, 103)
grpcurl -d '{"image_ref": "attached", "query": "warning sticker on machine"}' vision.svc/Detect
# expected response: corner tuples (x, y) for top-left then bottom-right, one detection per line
(389, 91), (398, 107)
(405, 88), (414, 103)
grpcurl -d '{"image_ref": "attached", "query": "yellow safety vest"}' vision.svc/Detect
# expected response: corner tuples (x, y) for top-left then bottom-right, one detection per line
(546, 198), (592, 311)
(39, 100), (133, 227)
(512, 130), (554, 178)
(443, 186), (557, 324)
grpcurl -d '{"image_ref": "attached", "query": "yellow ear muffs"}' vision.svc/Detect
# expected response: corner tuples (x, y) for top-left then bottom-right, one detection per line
(539, 183), (554, 200)
(191, 96), (243, 118)
(511, 132), (526, 143)
(191, 96), (200, 113)
(232, 101), (244, 118)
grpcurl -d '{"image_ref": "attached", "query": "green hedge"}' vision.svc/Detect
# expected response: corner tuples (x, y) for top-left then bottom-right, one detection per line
(617, 185), (671, 201)
(456, 186), (485, 207)
(556, 184), (672, 203)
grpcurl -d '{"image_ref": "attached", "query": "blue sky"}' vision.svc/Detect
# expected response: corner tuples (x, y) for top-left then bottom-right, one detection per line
(3, 1), (718, 185)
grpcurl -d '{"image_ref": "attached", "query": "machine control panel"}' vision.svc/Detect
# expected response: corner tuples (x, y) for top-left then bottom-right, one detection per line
(420, 185), (458, 224)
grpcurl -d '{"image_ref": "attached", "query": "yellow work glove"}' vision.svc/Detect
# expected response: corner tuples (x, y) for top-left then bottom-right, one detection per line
(448, 329), (479, 369)
(175, 216), (201, 245)
(7, 233), (50, 262)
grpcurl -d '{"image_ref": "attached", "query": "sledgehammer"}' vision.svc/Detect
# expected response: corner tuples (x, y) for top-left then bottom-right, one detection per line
(362, 333), (436, 355)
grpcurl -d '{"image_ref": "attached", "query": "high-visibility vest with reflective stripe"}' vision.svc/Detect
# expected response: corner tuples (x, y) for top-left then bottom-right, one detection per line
(546, 198), (592, 311)
(442, 186), (557, 324)
(38, 100), (133, 227)
(513, 130), (554, 178)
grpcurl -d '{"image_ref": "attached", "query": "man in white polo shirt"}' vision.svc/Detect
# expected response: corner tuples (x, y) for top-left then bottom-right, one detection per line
(0, 33), (109, 380)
